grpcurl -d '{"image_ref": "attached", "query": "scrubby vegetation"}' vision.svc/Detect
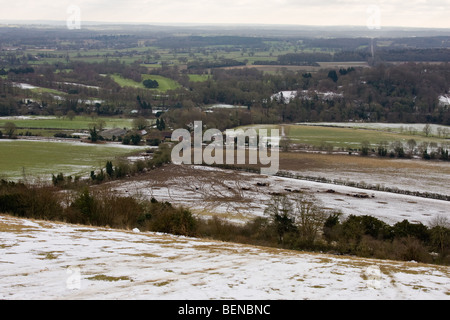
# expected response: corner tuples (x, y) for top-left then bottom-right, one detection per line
(49, 144), (171, 185)
(1, 180), (449, 265)
(0, 179), (198, 236)
(323, 213), (450, 264)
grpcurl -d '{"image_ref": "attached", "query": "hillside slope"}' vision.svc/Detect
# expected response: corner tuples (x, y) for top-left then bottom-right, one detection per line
(0, 214), (448, 300)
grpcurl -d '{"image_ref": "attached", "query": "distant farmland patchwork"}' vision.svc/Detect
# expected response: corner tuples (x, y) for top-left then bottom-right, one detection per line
(1, 120), (449, 185)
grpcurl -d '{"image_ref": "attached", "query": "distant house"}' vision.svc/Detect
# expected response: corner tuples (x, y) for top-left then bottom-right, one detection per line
(100, 128), (128, 140)
(161, 131), (173, 141)
(145, 130), (173, 146)
(439, 95), (450, 108)
(26, 101), (43, 114)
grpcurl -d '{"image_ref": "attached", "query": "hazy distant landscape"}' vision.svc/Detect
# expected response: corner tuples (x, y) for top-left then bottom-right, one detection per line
(0, 16), (449, 300)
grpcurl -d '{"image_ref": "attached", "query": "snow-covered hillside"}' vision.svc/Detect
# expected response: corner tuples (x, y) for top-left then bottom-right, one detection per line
(1, 214), (448, 300)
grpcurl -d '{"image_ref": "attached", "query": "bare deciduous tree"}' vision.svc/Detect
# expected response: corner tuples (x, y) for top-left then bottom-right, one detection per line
(264, 193), (327, 245)
(292, 193), (328, 246)
(429, 215), (450, 255)
(423, 123), (432, 137)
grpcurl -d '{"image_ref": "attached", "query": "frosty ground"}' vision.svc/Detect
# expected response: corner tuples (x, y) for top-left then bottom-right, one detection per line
(106, 164), (449, 225)
(1, 214), (449, 300)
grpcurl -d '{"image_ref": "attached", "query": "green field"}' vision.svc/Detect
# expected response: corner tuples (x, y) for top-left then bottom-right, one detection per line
(237, 124), (449, 149)
(29, 87), (66, 96)
(0, 140), (145, 181)
(285, 124), (448, 148)
(188, 74), (210, 82)
(111, 74), (180, 92)
(143, 74), (181, 91)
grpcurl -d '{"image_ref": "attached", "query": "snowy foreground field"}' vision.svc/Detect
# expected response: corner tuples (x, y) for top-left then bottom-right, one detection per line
(1, 214), (449, 300)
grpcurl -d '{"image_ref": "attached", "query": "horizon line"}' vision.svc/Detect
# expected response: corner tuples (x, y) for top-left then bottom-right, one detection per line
(1, 19), (449, 31)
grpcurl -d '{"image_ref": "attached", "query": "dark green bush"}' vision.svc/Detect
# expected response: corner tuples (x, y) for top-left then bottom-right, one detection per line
(71, 188), (97, 224)
(0, 182), (64, 220)
(392, 219), (430, 243)
(142, 200), (197, 236)
(323, 212), (342, 242)
(341, 215), (392, 241)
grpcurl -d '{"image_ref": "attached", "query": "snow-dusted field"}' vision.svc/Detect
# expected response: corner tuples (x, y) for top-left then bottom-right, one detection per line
(1, 214), (449, 300)
(106, 165), (449, 226)
(284, 162), (450, 197)
(296, 122), (450, 133)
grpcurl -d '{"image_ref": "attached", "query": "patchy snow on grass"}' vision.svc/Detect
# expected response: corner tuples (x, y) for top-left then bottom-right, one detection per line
(286, 164), (450, 197)
(106, 165), (450, 226)
(1, 214), (448, 300)
(296, 122), (450, 133)
(12, 83), (38, 90)
(0, 115), (58, 120)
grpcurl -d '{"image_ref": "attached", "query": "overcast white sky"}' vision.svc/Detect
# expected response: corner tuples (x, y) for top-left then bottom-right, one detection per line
(0, 0), (449, 28)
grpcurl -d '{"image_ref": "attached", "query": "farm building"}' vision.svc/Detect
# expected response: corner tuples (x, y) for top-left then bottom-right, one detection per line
(100, 128), (128, 140)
